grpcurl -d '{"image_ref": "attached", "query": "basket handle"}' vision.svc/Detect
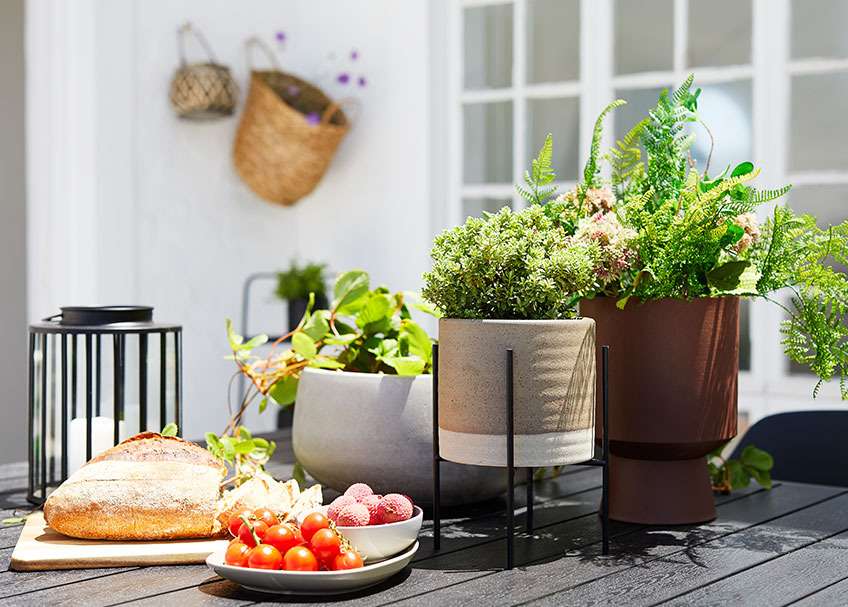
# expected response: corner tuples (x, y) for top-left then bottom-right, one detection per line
(177, 22), (219, 66)
(321, 98), (362, 128)
(245, 36), (282, 72)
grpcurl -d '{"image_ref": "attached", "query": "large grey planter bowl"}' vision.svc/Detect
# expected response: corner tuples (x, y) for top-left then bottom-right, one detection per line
(438, 318), (596, 468)
(292, 368), (505, 506)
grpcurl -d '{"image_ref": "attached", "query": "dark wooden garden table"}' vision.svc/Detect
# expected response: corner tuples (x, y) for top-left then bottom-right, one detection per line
(2, 428), (848, 606)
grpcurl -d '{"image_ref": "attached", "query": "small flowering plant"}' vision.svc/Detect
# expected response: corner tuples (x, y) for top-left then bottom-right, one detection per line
(520, 74), (848, 397)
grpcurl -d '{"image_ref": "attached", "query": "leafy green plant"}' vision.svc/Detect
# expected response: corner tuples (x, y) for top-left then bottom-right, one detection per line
(274, 260), (328, 301)
(518, 74), (848, 398)
(709, 442), (774, 492)
(422, 205), (600, 319)
(516, 134), (557, 206)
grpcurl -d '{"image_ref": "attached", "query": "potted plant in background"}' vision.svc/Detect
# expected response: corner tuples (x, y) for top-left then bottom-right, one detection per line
(224, 270), (504, 506)
(274, 260), (329, 333)
(422, 205), (601, 469)
(519, 74), (848, 524)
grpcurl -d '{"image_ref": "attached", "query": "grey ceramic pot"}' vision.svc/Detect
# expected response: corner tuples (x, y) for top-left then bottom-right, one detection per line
(292, 368), (505, 506)
(437, 318), (596, 468)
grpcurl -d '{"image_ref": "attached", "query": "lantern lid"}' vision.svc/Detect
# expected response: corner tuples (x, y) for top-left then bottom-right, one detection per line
(57, 306), (154, 326)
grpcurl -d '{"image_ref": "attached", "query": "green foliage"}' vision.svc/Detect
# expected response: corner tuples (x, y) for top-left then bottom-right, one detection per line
(206, 425), (277, 481)
(709, 443), (774, 492)
(422, 205), (600, 319)
(274, 260), (328, 301)
(516, 133), (558, 205)
(584, 99), (626, 188)
(160, 423), (178, 436)
(607, 118), (649, 200)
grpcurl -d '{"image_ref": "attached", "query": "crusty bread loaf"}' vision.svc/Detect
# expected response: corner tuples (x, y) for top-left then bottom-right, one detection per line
(44, 432), (227, 540)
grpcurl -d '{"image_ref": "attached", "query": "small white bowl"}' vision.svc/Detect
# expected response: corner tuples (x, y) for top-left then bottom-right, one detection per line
(305, 505), (423, 563)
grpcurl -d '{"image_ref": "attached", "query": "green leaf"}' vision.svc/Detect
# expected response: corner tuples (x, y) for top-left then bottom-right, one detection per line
(237, 426), (252, 440)
(356, 294), (393, 329)
(323, 333), (359, 346)
(268, 375), (298, 406)
(731, 161), (755, 178)
(160, 423), (178, 436)
(253, 438), (269, 449)
(301, 311), (330, 342)
(292, 460), (306, 486)
(219, 436), (236, 461)
(258, 397), (268, 413)
(728, 460), (751, 490)
(226, 318), (243, 348)
(309, 357), (346, 370)
(2, 517), (25, 525)
(720, 224), (745, 247)
(332, 270), (370, 315)
(292, 332), (317, 361)
(401, 320), (432, 363)
(383, 356), (426, 376)
(707, 441), (730, 460)
(205, 432), (223, 455)
(739, 445), (774, 472)
(744, 466), (772, 489)
(242, 334), (269, 350)
(234, 439), (255, 454)
(402, 291), (442, 318)
(707, 260), (751, 292)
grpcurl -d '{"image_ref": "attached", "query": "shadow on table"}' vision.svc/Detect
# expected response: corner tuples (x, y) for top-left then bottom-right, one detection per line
(0, 487), (30, 511)
(198, 568), (412, 603)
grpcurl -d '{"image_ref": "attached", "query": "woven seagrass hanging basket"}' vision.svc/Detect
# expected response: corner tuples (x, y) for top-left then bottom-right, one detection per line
(169, 23), (238, 119)
(233, 38), (354, 206)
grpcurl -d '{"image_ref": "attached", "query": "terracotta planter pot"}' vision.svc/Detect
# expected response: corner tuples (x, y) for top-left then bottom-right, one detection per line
(292, 368), (504, 506)
(580, 297), (739, 524)
(437, 318), (596, 467)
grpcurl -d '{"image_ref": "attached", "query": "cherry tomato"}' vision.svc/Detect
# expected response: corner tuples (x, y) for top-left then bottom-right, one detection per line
(264, 524), (300, 555)
(331, 548), (364, 571)
(253, 507), (279, 528)
(248, 544), (283, 570)
(292, 525), (306, 545)
(227, 509), (253, 537)
(309, 527), (341, 563)
(300, 512), (330, 542)
(283, 545), (319, 571)
(224, 541), (251, 567)
(238, 519), (269, 547)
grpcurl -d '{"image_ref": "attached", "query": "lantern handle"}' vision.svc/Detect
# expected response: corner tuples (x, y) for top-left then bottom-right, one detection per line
(42, 313), (62, 322)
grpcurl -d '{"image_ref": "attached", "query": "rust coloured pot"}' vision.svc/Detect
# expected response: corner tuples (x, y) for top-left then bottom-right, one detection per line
(580, 297), (738, 524)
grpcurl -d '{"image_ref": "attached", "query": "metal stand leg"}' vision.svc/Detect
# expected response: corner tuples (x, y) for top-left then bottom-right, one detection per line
(602, 345), (610, 556)
(433, 344), (441, 552)
(526, 467), (534, 534)
(506, 348), (515, 570)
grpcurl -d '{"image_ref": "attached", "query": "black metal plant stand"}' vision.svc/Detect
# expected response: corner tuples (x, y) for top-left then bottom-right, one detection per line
(432, 344), (611, 570)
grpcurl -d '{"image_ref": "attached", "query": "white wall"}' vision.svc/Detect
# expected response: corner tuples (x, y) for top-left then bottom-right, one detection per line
(27, 0), (436, 441)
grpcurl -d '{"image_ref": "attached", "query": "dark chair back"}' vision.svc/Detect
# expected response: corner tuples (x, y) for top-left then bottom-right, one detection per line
(730, 410), (848, 487)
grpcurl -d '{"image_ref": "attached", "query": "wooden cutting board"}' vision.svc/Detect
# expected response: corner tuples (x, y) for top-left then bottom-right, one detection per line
(10, 513), (228, 571)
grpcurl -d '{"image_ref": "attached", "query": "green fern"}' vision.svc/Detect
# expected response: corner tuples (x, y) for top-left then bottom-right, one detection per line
(584, 100), (626, 188)
(517, 133), (558, 205)
(607, 118), (649, 199)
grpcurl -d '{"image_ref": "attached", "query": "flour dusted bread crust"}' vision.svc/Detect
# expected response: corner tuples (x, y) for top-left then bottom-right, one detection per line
(43, 432), (227, 540)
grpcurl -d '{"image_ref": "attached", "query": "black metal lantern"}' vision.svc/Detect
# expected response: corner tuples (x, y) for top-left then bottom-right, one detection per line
(27, 306), (182, 503)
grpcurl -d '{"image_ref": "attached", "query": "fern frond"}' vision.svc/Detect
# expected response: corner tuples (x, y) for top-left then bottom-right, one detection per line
(584, 99), (626, 188)
(516, 133), (558, 205)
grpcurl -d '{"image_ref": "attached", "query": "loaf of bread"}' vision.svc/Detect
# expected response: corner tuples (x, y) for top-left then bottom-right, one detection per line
(44, 432), (228, 540)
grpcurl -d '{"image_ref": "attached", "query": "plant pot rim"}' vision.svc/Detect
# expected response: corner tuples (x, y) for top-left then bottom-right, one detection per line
(300, 367), (431, 380)
(439, 317), (593, 324)
(583, 295), (740, 303)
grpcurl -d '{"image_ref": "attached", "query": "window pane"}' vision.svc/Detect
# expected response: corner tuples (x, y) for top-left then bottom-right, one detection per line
(686, 81), (753, 178)
(790, 0), (848, 59)
(688, 0), (752, 68)
(789, 72), (848, 171)
(526, 97), (580, 181)
(614, 0), (673, 75)
(527, 0), (579, 83)
(613, 87), (666, 144)
(464, 4), (513, 90)
(463, 198), (512, 219)
(464, 101), (513, 184)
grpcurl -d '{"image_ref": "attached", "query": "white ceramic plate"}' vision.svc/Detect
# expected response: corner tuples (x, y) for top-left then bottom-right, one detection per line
(205, 541), (419, 595)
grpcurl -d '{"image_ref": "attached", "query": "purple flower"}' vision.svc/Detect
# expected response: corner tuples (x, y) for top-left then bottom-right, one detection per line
(275, 31), (286, 42)
(358, 76), (367, 87)
(337, 73), (350, 85)
(305, 112), (321, 126)
(287, 85), (300, 97)
(351, 50), (358, 60)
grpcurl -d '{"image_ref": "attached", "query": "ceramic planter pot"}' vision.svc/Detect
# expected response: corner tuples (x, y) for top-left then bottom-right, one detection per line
(292, 368), (504, 506)
(580, 297), (738, 524)
(437, 318), (596, 468)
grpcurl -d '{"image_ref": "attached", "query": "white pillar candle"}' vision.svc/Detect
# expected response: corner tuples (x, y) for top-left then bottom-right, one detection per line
(119, 403), (141, 441)
(67, 417), (122, 476)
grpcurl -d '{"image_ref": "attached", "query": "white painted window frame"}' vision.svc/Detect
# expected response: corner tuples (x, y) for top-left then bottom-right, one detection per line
(444, 0), (848, 422)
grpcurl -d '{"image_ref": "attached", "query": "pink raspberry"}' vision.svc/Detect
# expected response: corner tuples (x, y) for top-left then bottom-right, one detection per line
(327, 495), (357, 522)
(343, 482), (374, 503)
(335, 503), (370, 527)
(376, 493), (413, 524)
(360, 494), (382, 525)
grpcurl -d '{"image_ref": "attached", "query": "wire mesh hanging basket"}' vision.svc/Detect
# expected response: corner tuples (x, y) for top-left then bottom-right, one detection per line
(169, 23), (239, 119)
(233, 37), (358, 206)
